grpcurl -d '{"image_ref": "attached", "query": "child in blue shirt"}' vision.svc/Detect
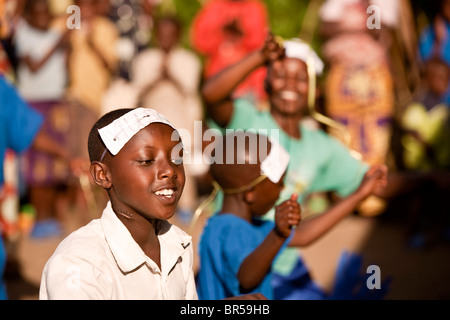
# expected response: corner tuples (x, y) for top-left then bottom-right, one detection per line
(196, 131), (388, 300)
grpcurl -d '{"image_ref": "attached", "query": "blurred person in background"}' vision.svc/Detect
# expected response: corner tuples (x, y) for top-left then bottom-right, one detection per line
(319, 0), (395, 168)
(1, 75), (84, 299)
(191, 0), (269, 109)
(417, 0), (450, 113)
(63, 0), (119, 117)
(418, 0), (450, 67)
(318, 0), (397, 217)
(14, 0), (72, 239)
(396, 57), (450, 249)
(102, 0), (157, 81)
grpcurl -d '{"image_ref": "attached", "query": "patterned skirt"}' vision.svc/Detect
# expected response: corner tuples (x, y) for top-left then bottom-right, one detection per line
(325, 62), (394, 165)
(20, 101), (71, 187)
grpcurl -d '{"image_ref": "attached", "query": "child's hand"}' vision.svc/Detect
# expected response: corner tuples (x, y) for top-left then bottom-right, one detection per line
(273, 193), (301, 238)
(356, 165), (388, 200)
(261, 32), (285, 65)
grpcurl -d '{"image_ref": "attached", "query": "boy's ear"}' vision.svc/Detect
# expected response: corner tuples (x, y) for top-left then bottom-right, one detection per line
(243, 188), (256, 204)
(90, 161), (112, 189)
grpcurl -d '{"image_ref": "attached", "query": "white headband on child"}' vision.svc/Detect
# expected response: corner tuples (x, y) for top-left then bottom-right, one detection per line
(284, 38), (324, 75)
(98, 108), (175, 156)
(260, 138), (290, 184)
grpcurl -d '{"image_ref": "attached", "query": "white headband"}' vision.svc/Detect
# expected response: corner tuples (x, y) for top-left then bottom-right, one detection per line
(98, 108), (175, 156)
(260, 138), (290, 183)
(284, 38), (324, 75)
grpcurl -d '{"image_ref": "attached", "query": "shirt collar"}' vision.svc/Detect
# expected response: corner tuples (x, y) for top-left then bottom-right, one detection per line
(100, 201), (192, 274)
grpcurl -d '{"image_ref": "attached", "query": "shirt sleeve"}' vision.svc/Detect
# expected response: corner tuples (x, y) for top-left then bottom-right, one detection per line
(3, 78), (43, 153)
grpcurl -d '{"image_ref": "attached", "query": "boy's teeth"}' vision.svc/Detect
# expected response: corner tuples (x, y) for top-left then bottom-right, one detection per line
(155, 189), (174, 196)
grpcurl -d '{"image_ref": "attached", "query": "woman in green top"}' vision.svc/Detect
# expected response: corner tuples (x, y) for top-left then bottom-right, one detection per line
(201, 34), (428, 299)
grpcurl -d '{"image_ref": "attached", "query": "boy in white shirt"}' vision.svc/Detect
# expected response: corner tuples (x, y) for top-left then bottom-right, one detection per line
(39, 108), (198, 299)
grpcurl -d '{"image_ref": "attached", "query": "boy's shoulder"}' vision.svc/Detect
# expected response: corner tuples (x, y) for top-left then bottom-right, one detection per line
(49, 218), (106, 262)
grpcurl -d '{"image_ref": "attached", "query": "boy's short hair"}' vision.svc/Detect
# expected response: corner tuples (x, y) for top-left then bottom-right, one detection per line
(210, 132), (270, 190)
(87, 108), (134, 162)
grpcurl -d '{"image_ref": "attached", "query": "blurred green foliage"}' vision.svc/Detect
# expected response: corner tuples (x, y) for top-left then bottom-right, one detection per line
(157, 0), (319, 50)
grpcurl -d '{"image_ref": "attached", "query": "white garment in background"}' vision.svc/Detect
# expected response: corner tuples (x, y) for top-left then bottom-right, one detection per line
(14, 19), (67, 101)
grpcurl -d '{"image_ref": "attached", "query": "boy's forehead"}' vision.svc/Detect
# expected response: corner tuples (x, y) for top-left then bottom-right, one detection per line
(121, 123), (180, 149)
(98, 108), (175, 156)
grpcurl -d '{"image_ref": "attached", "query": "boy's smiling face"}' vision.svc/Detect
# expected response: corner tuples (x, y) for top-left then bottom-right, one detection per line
(107, 123), (185, 222)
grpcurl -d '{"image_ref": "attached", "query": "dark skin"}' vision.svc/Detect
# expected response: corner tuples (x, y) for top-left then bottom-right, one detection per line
(90, 123), (185, 269)
(213, 133), (387, 292)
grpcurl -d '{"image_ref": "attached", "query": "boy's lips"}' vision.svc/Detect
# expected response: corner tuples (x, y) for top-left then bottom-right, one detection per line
(153, 186), (178, 205)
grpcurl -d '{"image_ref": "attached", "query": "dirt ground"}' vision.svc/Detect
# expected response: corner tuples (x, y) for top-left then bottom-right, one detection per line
(4, 199), (450, 300)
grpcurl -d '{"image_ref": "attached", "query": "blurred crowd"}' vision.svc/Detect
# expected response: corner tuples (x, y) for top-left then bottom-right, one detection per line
(0, 0), (449, 299)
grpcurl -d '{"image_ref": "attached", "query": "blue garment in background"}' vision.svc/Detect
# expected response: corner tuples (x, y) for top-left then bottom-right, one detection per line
(0, 76), (43, 300)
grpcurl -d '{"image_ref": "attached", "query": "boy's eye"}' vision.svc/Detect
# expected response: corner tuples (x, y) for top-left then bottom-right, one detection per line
(138, 159), (154, 165)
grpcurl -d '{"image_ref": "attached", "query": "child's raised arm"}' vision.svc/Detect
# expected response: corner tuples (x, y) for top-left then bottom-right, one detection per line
(237, 194), (300, 292)
(21, 29), (70, 73)
(289, 165), (388, 247)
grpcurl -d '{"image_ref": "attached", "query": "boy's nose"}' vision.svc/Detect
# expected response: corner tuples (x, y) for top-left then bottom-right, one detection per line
(157, 159), (177, 180)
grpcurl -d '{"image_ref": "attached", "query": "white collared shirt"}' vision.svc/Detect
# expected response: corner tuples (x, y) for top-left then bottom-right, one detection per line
(39, 202), (198, 300)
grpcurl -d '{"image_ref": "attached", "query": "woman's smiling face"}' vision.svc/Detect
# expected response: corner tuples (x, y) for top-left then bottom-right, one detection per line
(267, 57), (309, 116)
(107, 123), (185, 222)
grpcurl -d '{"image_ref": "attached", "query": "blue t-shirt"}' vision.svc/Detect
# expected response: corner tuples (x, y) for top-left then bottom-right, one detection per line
(0, 76), (43, 185)
(196, 214), (293, 300)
